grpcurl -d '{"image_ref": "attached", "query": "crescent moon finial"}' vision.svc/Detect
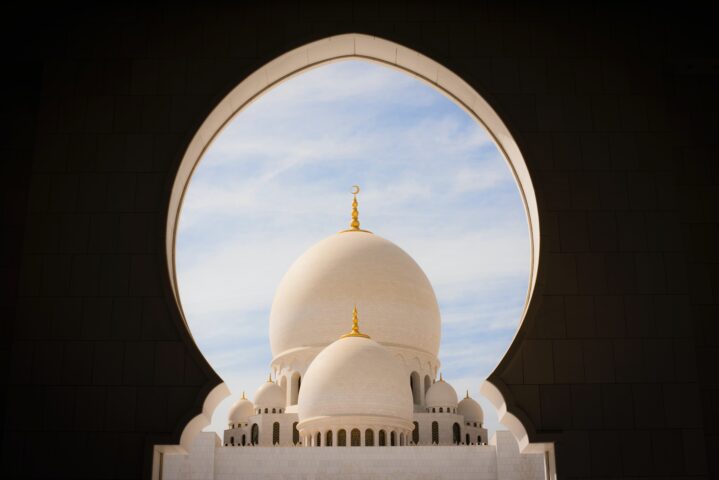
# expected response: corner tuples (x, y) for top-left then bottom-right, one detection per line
(351, 185), (360, 195)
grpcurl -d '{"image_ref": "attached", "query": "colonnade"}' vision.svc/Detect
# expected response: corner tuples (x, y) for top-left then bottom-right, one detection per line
(301, 427), (412, 447)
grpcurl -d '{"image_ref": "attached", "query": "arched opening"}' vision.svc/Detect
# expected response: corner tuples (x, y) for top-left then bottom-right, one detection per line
(390, 431), (396, 447)
(230, 436), (234, 446)
(292, 422), (299, 445)
(351, 429), (360, 447)
(477, 435), (482, 445)
(439, 407), (443, 413)
(424, 375), (431, 398)
(410, 371), (421, 405)
(412, 422), (419, 444)
(453, 423), (461, 445)
(290, 372), (301, 405)
(273, 422), (280, 445)
(326, 430), (333, 447)
(338, 429), (347, 447)
(379, 430), (386, 447)
(365, 429), (374, 446)
(159, 32), (553, 479)
(251, 424), (259, 445)
(431, 422), (439, 445)
(315, 432), (321, 447)
(466, 433), (470, 445)
(241, 434), (246, 446)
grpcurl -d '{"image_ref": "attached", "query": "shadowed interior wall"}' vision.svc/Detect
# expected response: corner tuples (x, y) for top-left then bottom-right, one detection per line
(1, 3), (716, 479)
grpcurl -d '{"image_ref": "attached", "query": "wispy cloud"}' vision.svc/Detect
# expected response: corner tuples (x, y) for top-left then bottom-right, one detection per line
(176, 60), (530, 435)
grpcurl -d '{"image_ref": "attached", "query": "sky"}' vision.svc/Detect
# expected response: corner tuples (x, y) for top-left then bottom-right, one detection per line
(175, 60), (530, 436)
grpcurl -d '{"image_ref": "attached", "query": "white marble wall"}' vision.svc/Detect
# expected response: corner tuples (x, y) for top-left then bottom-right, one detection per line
(163, 431), (546, 480)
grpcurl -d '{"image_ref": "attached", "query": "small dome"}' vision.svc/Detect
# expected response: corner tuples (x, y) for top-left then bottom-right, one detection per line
(254, 379), (285, 409)
(457, 393), (483, 423)
(228, 394), (254, 423)
(425, 376), (458, 408)
(298, 331), (413, 422)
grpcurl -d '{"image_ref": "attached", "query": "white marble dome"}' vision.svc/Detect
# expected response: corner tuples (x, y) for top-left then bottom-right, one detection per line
(457, 394), (484, 423)
(425, 377), (458, 408)
(298, 334), (413, 422)
(228, 395), (254, 423)
(269, 231), (441, 359)
(254, 380), (285, 409)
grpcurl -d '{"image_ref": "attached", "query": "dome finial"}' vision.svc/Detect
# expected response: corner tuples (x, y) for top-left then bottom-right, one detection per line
(241, 391), (246, 399)
(350, 185), (361, 230)
(340, 186), (372, 233)
(340, 305), (370, 339)
(267, 372), (272, 382)
(465, 390), (469, 399)
(439, 372), (443, 382)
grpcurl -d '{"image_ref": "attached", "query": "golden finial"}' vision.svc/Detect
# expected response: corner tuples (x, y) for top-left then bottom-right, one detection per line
(267, 373), (272, 382)
(241, 391), (246, 400)
(465, 390), (469, 399)
(340, 186), (372, 234)
(340, 305), (370, 339)
(350, 185), (360, 230)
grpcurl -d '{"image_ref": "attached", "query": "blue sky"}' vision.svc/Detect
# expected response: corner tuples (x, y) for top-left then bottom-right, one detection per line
(176, 60), (530, 435)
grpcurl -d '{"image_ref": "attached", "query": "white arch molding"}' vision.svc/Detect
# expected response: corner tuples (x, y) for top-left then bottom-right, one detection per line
(159, 33), (553, 478)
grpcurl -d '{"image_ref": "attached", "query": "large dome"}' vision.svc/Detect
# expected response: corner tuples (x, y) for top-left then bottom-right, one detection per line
(269, 231), (441, 358)
(298, 334), (413, 422)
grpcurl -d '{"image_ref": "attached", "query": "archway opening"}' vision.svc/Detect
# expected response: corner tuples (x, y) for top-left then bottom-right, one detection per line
(158, 33), (551, 479)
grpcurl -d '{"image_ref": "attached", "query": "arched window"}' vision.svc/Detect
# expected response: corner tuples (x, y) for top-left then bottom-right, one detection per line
(477, 435), (482, 444)
(273, 422), (280, 445)
(338, 429), (346, 446)
(242, 434), (246, 446)
(424, 374), (431, 397)
(473, 422), (477, 427)
(365, 429), (374, 446)
(251, 424), (259, 445)
(412, 421), (419, 444)
(439, 407), (443, 413)
(466, 433), (470, 445)
(410, 371), (421, 405)
(431, 421), (439, 444)
(292, 422), (299, 445)
(272, 408), (276, 414)
(326, 430), (333, 446)
(290, 372), (301, 405)
(264, 408), (268, 414)
(390, 431), (396, 446)
(379, 430), (386, 446)
(279, 409), (282, 413)
(432, 408), (436, 413)
(316, 432), (321, 447)
(230, 436), (234, 446)
(351, 428), (360, 446)
(453, 423), (461, 445)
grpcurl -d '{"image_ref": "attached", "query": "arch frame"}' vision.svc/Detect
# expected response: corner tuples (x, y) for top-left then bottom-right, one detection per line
(162, 31), (552, 474)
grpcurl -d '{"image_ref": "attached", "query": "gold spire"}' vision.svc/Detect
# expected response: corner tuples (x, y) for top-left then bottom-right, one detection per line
(340, 305), (370, 339)
(241, 391), (246, 400)
(267, 373), (272, 382)
(465, 390), (469, 399)
(340, 185), (372, 233)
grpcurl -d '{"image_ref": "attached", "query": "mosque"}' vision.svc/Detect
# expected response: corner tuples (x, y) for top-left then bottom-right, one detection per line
(162, 188), (547, 479)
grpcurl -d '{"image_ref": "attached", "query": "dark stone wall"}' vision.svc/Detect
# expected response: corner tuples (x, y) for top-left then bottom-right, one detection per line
(1, 2), (716, 479)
